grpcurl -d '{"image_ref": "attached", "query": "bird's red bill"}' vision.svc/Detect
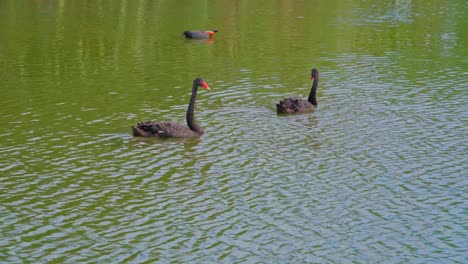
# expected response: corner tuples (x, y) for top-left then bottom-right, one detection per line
(201, 81), (211, 91)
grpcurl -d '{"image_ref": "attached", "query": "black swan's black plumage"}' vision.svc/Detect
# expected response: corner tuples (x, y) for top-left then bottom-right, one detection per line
(183, 30), (218, 39)
(132, 78), (211, 138)
(276, 69), (319, 114)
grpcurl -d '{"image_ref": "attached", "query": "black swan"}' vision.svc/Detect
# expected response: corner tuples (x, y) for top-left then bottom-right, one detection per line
(276, 68), (319, 114)
(132, 78), (211, 138)
(183, 30), (218, 39)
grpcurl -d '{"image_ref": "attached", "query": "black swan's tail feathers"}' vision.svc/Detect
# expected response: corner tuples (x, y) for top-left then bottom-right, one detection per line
(276, 97), (316, 114)
(132, 126), (153, 137)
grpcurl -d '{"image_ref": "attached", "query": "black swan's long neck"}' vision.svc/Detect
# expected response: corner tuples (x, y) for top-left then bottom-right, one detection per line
(307, 76), (319, 107)
(186, 83), (203, 133)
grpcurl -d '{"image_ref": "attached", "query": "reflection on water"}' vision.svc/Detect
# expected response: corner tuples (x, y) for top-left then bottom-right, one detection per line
(0, 0), (466, 263)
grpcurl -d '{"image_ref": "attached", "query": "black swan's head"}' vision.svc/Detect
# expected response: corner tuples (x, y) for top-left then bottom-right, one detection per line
(310, 68), (319, 80)
(194, 78), (211, 91)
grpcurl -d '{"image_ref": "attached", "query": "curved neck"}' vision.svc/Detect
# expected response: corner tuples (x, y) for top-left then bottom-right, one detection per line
(307, 76), (319, 107)
(186, 83), (203, 133)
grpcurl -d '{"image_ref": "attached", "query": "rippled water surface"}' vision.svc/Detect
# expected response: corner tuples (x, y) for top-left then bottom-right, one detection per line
(0, 0), (466, 263)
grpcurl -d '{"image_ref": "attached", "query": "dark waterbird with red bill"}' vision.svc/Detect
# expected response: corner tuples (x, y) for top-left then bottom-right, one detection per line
(276, 69), (320, 114)
(183, 30), (218, 39)
(132, 78), (211, 138)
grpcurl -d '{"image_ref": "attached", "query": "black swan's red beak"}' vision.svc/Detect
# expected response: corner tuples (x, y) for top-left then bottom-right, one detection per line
(201, 81), (211, 91)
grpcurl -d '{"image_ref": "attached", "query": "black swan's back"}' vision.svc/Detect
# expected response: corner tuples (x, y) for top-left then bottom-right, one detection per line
(132, 121), (200, 138)
(276, 97), (316, 114)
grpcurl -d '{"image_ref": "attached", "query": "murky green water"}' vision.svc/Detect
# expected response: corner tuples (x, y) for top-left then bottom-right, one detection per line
(1, 0), (466, 263)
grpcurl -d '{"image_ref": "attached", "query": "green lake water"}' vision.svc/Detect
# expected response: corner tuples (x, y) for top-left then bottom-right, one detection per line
(0, 0), (466, 263)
